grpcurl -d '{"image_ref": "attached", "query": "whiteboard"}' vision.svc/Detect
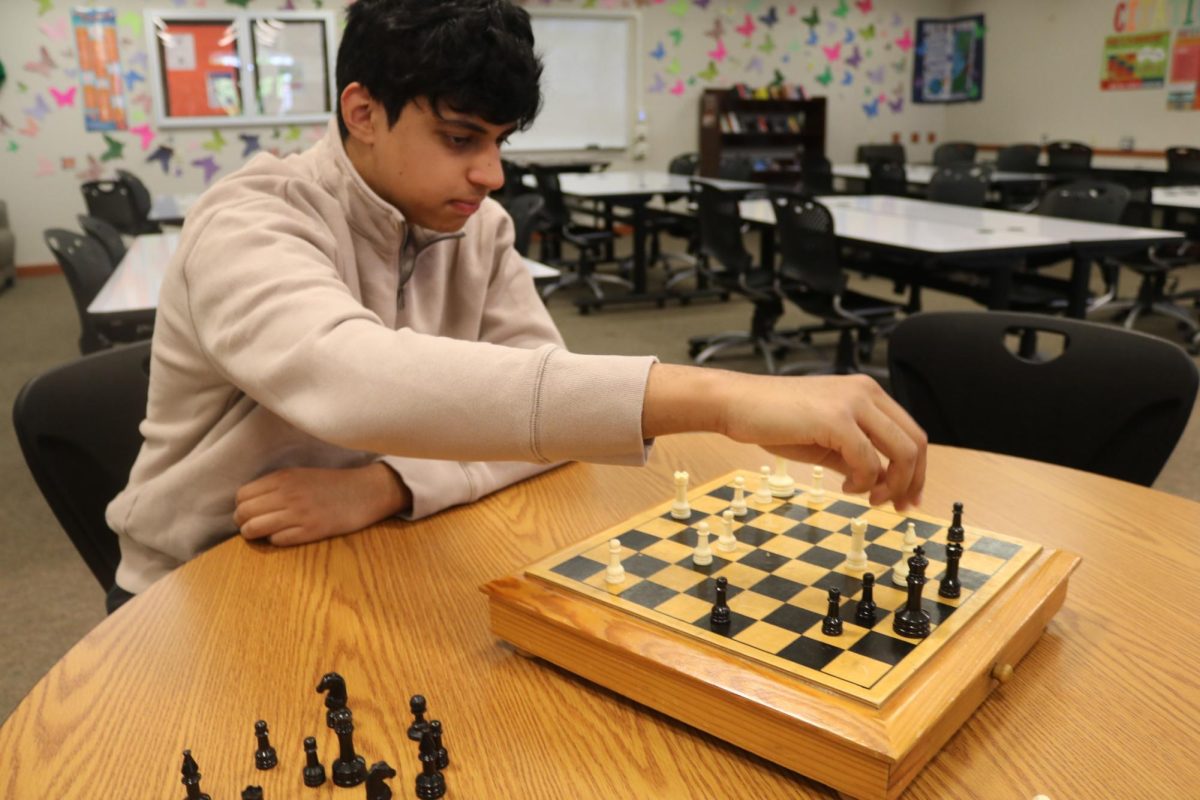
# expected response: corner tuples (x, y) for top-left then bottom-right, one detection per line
(507, 12), (638, 152)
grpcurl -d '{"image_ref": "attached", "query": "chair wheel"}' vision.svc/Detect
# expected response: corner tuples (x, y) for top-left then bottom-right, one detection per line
(688, 344), (702, 358)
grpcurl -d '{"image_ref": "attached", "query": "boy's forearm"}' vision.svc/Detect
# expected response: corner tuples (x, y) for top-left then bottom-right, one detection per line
(641, 363), (730, 439)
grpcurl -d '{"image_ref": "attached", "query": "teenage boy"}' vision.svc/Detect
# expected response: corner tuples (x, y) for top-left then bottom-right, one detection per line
(106, 0), (925, 611)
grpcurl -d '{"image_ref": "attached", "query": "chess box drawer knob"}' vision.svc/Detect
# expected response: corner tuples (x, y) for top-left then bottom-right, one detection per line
(991, 663), (1014, 684)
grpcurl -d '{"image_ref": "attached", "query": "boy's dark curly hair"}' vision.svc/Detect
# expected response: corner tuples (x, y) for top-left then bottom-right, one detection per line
(335, 0), (543, 138)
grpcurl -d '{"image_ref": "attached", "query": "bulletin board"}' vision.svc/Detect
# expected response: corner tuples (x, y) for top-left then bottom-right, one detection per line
(912, 15), (985, 104)
(143, 9), (336, 128)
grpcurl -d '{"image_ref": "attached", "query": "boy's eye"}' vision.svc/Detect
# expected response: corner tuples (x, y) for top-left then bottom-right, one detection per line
(446, 135), (472, 148)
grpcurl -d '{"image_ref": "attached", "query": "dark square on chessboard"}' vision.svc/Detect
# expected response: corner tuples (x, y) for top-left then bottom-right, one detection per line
(620, 580), (681, 610)
(775, 503), (823, 522)
(969, 537), (1024, 559)
(735, 525), (779, 547)
(623, 553), (672, 578)
(781, 523), (834, 545)
(763, 603), (825, 635)
(813, 571), (868, 597)
(865, 542), (905, 565)
(737, 548), (790, 573)
(822, 499), (872, 519)
(550, 554), (606, 582)
(692, 609), (757, 638)
(660, 507), (709, 526)
(900, 517), (943, 539)
(956, 567), (991, 592)
(684, 576), (745, 603)
(751, 574), (808, 602)
(776, 635), (846, 670)
(849, 630), (919, 665)
(797, 545), (847, 569)
(616, 529), (660, 551)
(837, 521), (891, 542)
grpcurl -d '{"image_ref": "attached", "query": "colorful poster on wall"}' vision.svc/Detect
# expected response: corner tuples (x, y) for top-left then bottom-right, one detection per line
(72, 7), (127, 131)
(1100, 31), (1170, 89)
(912, 15), (985, 103)
(1167, 28), (1200, 109)
(156, 18), (242, 118)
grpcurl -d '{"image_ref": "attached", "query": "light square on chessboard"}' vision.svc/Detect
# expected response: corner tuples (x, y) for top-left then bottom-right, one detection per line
(817, 532), (853, 554)
(822, 649), (893, 687)
(745, 511), (802, 535)
(773, 559), (836, 586)
(732, 619), (800, 653)
(803, 510), (856, 532)
(788, 585), (834, 615)
(713, 561), (773, 589)
(582, 570), (644, 595)
(871, 529), (910, 551)
(958, 549), (1006, 576)
(649, 563), (710, 593)
(749, 496), (785, 513)
(635, 516), (688, 537)
(655, 592), (712, 624)
(691, 494), (728, 514)
(582, 541), (632, 564)
(805, 619), (871, 649)
(861, 507), (907, 529)
(640, 538), (695, 566)
(832, 560), (894, 582)
(866, 583), (908, 611)
(727, 588), (785, 619)
(759, 534), (815, 560)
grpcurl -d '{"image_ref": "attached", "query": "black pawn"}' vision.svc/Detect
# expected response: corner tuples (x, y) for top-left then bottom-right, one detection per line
(855, 572), (878, 626)
(330, 707), (368, 788)
(241, 787), (263, 800)
(416, 728), (447, 799)
(940, 540), (963, 599)
(254, 720), (277, 770)
(303, 735), (326, 787)
(317, 671), (349, 730)
(822, 588), (843, 636)
(429, 720), (449, 770)
(710, 576), (731, 628)
(893, 545), (932, 639)
(181, 749), (211, 800)
(407, 695), (429, 741)
(365, 760), (397, 800)
(948, 501), (965, 543)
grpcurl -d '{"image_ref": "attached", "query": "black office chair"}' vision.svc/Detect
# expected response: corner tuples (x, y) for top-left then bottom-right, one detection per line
(1045, 141), (1093, 172)
(927, 164), (990, 207)
(686, 181), (788, 373)
(772, 193), (902, 375)
(995, 143), (1044, 210)
(647, 152), (702, 287)
(997, 144), (1041, 171)
(13, 340), (153, 591)
(77, 214), (127, 268)
(794, 153), (834, 196)
(532, 167), (629, 302)
(1165, 146), (1200, 182)
(116, 169), (162, 234)
(932, 142), (977, 167)
(855, 143), (906, 165)
(506, 193), (546, 258)
(81, 180), (142, 236)
(867, 161), (908, 196)
(45, 228), (117, 354)
(888, 311), (1198, 486)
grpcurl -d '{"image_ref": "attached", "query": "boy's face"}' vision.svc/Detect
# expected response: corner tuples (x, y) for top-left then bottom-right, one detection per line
(349, 93), (515, 232)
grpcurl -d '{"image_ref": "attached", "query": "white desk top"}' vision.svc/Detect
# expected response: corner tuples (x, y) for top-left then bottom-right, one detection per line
(739, 194), (1181, 255)
(832, 163), (1047, 184)
(148, 193), (198, 222)
(1152, 186), (1200, 210)
(87, 233), (558, 315)
(554, 170), (764, 198)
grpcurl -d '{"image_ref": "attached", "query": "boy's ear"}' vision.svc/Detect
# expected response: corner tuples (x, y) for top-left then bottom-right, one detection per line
(340, 83), (376, 144)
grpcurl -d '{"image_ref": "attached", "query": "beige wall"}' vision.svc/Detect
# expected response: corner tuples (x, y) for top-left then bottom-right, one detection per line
(946, 0), (1200, 155)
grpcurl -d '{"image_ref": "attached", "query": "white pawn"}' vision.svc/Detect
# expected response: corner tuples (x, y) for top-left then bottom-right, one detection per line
(718, 509), (737, 552)
(730, 476), (748, 516)
(892, 522), (918, 586)
(693, 521), (713, 566)
(671, 470), (691, 520)
(754, 465), (773, 504)
(768, 455), (796, 497)
(605, 538), (625, 584)
(810, 465), (825, 501)
(846, 517), (869, 572)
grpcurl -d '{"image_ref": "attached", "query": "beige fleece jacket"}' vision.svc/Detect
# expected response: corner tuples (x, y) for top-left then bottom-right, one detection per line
(107, 122), (656, 594)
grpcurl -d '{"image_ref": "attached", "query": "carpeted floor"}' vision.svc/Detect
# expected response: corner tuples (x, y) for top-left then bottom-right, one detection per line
(1, 252), (1197, 723)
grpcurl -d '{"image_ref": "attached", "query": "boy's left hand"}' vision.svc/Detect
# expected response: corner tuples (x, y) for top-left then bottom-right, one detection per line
(234, 463), (411, 547)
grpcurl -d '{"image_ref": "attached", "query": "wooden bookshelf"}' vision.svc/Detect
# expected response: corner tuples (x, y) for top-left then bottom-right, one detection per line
(698, 87), (826, 181)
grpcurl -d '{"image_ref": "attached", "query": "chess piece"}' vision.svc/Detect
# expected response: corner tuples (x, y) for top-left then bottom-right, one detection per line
(429, 720), (449, 770)
(181, 750), (211, 800)
(730, 476), (748, 516)
(892, 522), (918, 587)
(330, 707), (368, 787)
(768, 455), (796, 497)
(717, 509), (737, 552)
(302, 736), (326, 787)
(710, 576), (731, 628)
(241, 787), (263, 800)
(407, 694), (429, 741)
(316, 671), (348, 729)
(822, 588), (843, 635)
(846, 517), (869, 572)
(671, 470), (691, 519)
(810, 465), (825, 501)
(948, 501), (965, 543)
(692, 521), (713, 566)
(605, 538), (625, 584)
(940, 539), (963, 599)
(416, 728), (447, 799)
(893, 546), (932, 639)
(365, 760), (397, 800)
(754, 465), (772, 503)
(254, 720), (277, 770)
(855, 572), (878, 625)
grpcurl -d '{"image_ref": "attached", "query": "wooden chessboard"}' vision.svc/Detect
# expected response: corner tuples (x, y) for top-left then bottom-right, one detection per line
(484, 469), (1081, 800)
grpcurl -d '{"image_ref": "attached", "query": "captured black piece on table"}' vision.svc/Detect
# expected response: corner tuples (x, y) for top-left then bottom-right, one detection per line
(893, 546), (931, 639)
(303, 735), (326, 787)
(416, 728), (447, 799)
(330, 707), (368, 787)
(710, 576), (731, 628)
(240, 786), (263, 800)
(408, 695), (429, 741)
(365, 760), (397, 800)
(429, 720), (449, 770)
(181, 749), (211, 800)
(254, 720), (277, 770)
(317, 671), (349, 729)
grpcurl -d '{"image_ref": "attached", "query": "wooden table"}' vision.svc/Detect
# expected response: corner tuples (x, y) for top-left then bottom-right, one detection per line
(2, 436), (1199, 798)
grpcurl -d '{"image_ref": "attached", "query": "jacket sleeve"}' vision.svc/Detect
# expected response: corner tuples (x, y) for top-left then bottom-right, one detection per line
(180, 185), (656, 467)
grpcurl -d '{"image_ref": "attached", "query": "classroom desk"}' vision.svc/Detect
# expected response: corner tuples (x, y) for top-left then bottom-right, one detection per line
(505, 155), (610, 174)
(739, 195), (1183, 317)
(2, 435), (1199, 798)
(148, 193), (198, 225)
(86, 232), (558, 316)
(832, 163), (1047, 186)
(1153, 185), (1200, 210)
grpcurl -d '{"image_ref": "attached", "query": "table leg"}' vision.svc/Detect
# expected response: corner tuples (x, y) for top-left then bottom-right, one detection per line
(987, 262), (1014, 311)
(1067, 251), (1091, 319)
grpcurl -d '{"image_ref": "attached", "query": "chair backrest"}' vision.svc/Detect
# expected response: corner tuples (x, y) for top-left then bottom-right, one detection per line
(717, 154), (755, 181)
(691, 180), (753, 275)
(506, 193), (545, 257)
(116, 169), (153, 219)
(1036, 179), (1130, 224)
(855, 143), (906, 165)
(771, 192), (845, 296)
(927, 164), (990, 207)
(1045, 140), (1093, 171)
(81, 180), (141, 235)
(888, 311), (1198, 486)
(867, 161), (907, 196)
(44, 228), (114, 354)
(667, 152), (699, 176)
(795, 153), (833, 195)
(77, 214), (127, 268)
(1165, 146), (1200, 179)
(531, 167), (571, 229)
(13, 341), (153, 590)
(932, 142), (977, 167)
(995, 143), (1041, 172)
